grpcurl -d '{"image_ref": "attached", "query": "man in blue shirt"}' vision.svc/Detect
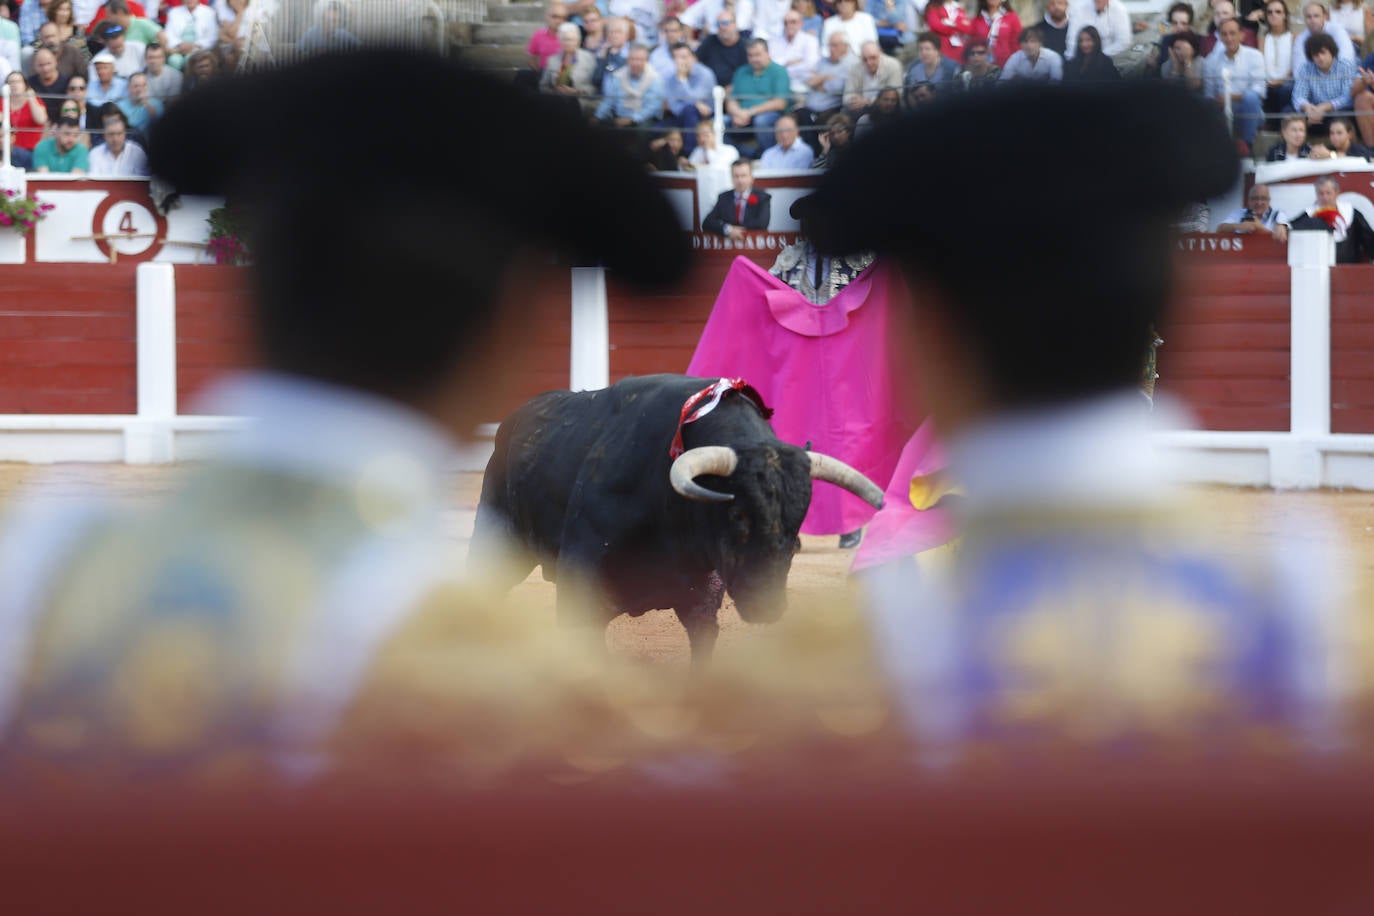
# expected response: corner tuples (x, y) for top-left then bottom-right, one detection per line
(594, 45), (663, 128)
(658, 41), (717, 153)
(1293, 32), (1358, 134)
(758, 115), (815, 169)
(999, 27), (1062, 82)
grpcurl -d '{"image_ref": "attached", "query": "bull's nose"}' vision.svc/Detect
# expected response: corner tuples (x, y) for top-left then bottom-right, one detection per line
(734, 590), (787, 624)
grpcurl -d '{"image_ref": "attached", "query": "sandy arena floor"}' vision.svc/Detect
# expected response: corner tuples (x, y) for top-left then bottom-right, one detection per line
(1, 463), (1371, 671)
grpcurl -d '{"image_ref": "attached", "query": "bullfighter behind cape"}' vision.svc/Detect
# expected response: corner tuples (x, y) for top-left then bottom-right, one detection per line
(686, 253), (920, 537)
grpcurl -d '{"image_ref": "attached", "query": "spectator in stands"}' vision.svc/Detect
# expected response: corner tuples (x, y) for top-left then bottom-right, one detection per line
(580, 7), (607, 55)
(52, 96), (88, 145)
(1353, 47), (1374, 145)
(754, 0), (791, 44)
(88, 106), (145, 173)
(142, 41), (181, 98)
(1268, 111), (1313, 158)
(659, 40), (717, 149)
(595, 43), (662, 137)
(855, 84), (899, 132)
(868, 0), (914, 56)
(527, 1), (567, 71)
(696, 11), (749, 88)
(800, 30), (851, 124)
(609, 0), (660, 44)
(1149, 0), (1197, 73)
(725, 37), (790, 156)
(1260, 0), (1295, 112)
(1039, 0), (1073, 57)
(86, 48), (123, 102)
(1201, 0), (1258, 55)
(924, 0), (970, 59)
(824, 0), (878, 54)
(1288, 174), (1374, 261)
(683, 0), (756, 37)
(4, 70), (47, 169)
(647, 15), (684, 74)
(183, 46), (217, 91)
(0, 4), (19, 72)
(843, 39), (900, 114)
(1333, 0), (1366, 51)
(793, 0), (822, 39)
(594, 16), (632, 92)
(703, 158), (771, 236)
(59, 73), (93, 134)
(217, 0), (263, 72)
(27, 46), (69, 118)
(1160, 31), (1203, 92)
(18, 0), (44, 47)
(970, 0), (1020, 67)
(116, 69), (159, 134)
(1294, 32), (1358, 132)
(89, 20), (142, 78)
(540, 21), (598, 114)
(102, 0), (158, 47)
(1311, 114), (1374, 155)
(773, 8), (819, 93)
(45, 0), (84, 48)
(1001, 25), (1061, 80)
(809, 110), (852, 166)
(31, 113), (87, 171)
(1205, 18), (1265, 151)
(1294, 1), (1358, 62)
(646, 126), (687, 169)
(28, 21), (85, 78)
(160, 0), (217, 68)
(1063, 24), (1118, 81)
(905, 30), (959, 89)
(905, 78), (937, 105)
(1216, 183), (1289, 238)
(1068, 0), (1129, 58)
(758, 112), (812, 166)
(959, 40), (1002, 88)
(687, 118), (740, 167)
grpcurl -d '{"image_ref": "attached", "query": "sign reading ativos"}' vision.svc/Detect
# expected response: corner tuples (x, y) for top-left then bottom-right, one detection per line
(1174, 233), (1286, 259)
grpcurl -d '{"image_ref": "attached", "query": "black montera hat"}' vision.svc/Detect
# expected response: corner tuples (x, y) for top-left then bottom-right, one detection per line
(803, 82), (1240, 406)
(148, 50), (689, 399)
(148, 49), (688, 289)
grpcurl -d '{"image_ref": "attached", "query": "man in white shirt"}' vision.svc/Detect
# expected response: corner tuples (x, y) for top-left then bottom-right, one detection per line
(160, 0), (219, 68)
(1068, 0), (1130, 58)
(1204, 18), (1266, 149)
(88, 110), (149, 176)
(682, 0), (755, 37)
(1292, 1), (1359, 62)
(773, 8), (820, 93)
(758, 114), (814, 167)
(607, 0), (661, 47)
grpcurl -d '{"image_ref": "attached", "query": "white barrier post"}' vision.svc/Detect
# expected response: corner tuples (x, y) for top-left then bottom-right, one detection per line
(569, 266), (609, 392)
(127, 262), (178, 463)
(713, 85), (725, 149)
(1, 81), (10, 171)
(1272, 229), (1334, 487)
(1222, 69), (1233, 135)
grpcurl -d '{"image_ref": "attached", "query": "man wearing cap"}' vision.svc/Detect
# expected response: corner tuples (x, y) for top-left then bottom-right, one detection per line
(803, 82), (1344, 756)
(90, 20), (147, 79)
(0, 50), (690, 775)
(87, 50), (128, 105)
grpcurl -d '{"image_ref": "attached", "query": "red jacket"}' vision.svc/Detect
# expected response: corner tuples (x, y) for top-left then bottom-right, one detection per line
(926, 1), (974, 60)
(969, 9), (1022, 67)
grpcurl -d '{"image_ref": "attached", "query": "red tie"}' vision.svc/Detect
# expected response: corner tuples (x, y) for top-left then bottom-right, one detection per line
(736, 195), (745, 224)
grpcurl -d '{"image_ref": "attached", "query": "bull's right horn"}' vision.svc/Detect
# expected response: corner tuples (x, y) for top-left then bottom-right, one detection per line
(670, 446), (738, 503)
(809, 452), (886, 509)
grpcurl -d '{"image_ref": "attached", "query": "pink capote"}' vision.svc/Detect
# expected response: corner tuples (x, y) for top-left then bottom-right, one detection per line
(850, 420), (954, 573)
(686, 257), (919, 535)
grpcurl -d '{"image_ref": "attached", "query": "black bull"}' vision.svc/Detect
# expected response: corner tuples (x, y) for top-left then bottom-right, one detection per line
(470, 374), (885, 665)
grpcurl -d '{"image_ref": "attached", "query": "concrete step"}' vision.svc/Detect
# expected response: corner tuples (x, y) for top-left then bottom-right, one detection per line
(454, 43), (531, 71)
(487, 3), (547, 23)
(472, 21), (537, 43)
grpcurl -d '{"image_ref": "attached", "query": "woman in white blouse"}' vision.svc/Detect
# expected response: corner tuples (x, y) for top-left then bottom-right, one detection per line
(1332, 0), (1365, 53)
(1260, 0), (1294, 113)
(821, 0), (879, 55)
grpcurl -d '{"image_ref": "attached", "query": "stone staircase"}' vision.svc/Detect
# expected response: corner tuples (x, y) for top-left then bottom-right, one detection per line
(453, 0), (544, 76)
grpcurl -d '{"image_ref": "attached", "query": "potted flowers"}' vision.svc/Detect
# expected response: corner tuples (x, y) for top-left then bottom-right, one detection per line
(0, 188), (55, 236)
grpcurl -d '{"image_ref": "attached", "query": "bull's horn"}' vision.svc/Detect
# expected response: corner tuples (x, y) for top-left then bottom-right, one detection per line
(809, 453), (885, 509)
(670, 446), (738, 503)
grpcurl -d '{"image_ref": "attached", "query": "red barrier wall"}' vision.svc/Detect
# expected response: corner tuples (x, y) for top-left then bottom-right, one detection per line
(0, 264), (138, 414)
(1158, 259), (1292, 431)
(1331, 265), (1374, 435)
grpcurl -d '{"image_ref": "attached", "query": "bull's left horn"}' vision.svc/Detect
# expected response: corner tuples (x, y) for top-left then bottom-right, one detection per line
(670, 446), (738, 503)
(809, 453), (885, 509)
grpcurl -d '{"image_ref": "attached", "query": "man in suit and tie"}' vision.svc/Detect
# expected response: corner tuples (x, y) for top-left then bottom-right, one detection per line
(702, 158), (773, 238)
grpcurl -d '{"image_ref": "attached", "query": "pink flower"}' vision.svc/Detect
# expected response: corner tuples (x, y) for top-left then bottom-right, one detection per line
(39, 203), (55, 212)
(0, 215), (12, 226)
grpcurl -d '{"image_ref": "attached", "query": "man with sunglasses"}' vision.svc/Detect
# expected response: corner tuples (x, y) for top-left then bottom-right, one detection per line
(696, 12), (751, 88)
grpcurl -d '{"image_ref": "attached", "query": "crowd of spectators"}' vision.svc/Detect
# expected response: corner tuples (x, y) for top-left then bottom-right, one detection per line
(3, 0), (367, 175)
(523, 0), (1374, 164)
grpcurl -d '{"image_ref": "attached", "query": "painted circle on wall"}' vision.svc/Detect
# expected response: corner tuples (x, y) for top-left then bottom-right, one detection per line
(90, 196), (167, 263)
